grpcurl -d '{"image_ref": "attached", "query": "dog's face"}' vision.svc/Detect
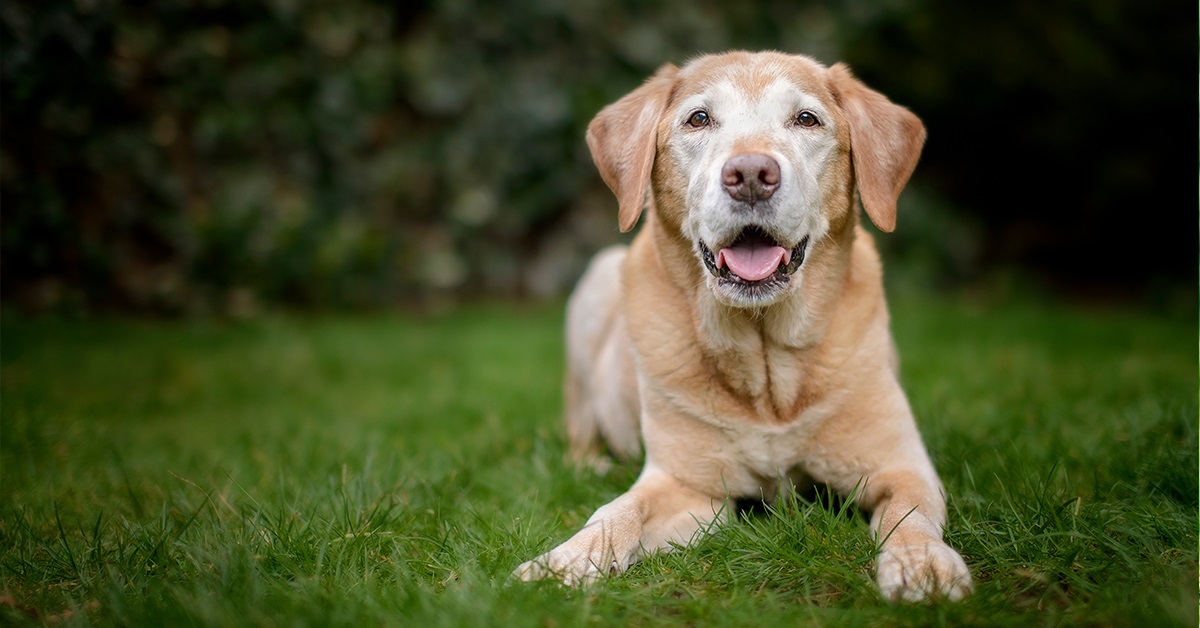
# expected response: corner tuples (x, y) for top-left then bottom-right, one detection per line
(663, 55), (850, 306)
(587, 52), (926, 308)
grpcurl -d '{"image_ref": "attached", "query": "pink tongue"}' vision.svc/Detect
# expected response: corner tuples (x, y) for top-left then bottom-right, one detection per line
(718, 244), (788, 281)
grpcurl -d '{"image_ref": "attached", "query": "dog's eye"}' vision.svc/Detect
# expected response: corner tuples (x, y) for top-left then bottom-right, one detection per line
(686, 110), (711, 128)
(795, 111), (820, 128)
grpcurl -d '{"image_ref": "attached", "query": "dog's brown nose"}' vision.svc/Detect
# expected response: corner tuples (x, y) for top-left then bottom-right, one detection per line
(722, 154), (780, 204)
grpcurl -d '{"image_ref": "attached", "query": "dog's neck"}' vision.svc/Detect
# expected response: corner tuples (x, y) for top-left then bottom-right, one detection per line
(696, 289), (824, 352)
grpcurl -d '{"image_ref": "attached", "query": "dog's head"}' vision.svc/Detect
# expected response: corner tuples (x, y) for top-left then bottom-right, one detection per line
(587, 51), (925, 307)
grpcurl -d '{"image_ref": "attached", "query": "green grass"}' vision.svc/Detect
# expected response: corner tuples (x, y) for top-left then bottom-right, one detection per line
(1, 298), (1196, 626)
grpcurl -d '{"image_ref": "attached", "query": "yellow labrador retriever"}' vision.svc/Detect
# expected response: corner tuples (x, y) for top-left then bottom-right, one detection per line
(515, 51), (972, 602)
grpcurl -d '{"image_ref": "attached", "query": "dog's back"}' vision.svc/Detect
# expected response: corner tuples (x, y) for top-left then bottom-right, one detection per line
(563, 245), (641, 467)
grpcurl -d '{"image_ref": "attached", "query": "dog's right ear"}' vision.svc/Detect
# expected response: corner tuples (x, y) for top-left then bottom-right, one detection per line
(586, 64), (679, 233)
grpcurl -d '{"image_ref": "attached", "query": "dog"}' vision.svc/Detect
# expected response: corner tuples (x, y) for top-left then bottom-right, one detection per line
(514, 51), (972, 602)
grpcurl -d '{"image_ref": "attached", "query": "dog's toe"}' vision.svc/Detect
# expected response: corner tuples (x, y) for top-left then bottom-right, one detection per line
(512, 559), (548, 583)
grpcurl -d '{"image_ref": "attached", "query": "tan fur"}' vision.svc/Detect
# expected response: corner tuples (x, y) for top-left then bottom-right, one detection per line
(515, 51), (972, 602)
(586, 64), (680, 233)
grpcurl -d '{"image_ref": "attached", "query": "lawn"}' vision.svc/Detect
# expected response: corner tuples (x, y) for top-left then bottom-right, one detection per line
(1, 297), (1196, 626)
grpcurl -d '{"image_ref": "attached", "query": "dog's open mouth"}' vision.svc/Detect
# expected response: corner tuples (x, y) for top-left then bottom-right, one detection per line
(700, 226), (809, 285)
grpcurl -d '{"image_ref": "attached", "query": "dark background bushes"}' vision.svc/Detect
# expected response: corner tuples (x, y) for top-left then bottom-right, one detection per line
(2, 0), (1194, 314)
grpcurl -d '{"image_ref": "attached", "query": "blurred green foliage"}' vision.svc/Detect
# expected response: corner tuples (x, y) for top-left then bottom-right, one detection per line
(2, 0), (1191, 314)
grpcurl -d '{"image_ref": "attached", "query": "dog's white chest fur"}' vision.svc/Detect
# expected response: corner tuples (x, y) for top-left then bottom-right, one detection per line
(720, 409), (830, 494)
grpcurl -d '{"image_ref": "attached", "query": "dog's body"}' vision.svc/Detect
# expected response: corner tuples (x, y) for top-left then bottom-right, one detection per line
(516, 51), (972, 602)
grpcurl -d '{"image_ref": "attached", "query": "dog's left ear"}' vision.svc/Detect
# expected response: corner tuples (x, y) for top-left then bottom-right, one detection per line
(587, 63), (680, 233)
(828, 63), (926, 233)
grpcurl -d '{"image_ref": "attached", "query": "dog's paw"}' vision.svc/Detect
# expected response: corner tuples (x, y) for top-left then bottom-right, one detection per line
(876, 539), (973, 602)
(512, 544), (625, 587)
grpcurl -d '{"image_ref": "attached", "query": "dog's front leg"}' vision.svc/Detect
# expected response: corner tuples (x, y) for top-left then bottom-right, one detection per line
(864, 469), (973, 602)
(514, 466), (726, 586)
